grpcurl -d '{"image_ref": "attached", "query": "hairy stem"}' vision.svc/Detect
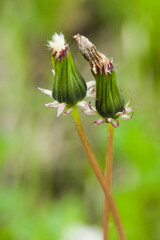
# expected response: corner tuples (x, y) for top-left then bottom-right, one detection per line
(103, 124), (114, 240)
(72, 106), (126, 240)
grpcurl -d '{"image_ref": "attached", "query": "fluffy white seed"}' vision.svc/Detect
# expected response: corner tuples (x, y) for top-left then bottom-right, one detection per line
(48, 33), (67, 57)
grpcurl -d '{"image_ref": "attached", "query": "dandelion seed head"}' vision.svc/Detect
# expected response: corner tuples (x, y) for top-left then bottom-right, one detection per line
(48, 33), (68, 57)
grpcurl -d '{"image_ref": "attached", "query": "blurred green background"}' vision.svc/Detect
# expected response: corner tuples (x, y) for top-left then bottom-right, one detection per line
(0, 0), (160, 239)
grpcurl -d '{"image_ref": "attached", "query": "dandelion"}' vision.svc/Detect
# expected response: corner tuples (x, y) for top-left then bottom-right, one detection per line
(38, 33), (126, 240)
(38, 33), (95, 116)
(74, 33), (135, 240)
(74, 34), (136, 128)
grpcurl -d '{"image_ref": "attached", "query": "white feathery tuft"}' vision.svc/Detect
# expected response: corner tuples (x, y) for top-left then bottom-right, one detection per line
(48, 33), (67, 57)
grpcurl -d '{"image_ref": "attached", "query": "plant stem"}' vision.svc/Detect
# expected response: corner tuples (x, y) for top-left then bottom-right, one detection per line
(72, 106), (126, 240)
(103, 123), (114, 240)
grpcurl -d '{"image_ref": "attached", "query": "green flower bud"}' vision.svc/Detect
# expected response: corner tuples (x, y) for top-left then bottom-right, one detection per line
(48, 33), (87, 107)
(74, 34), (125, 119)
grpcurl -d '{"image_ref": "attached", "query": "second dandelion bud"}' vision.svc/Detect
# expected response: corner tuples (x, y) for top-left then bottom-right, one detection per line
(74, 34), (124, 118)
(74, 34), (135, 127)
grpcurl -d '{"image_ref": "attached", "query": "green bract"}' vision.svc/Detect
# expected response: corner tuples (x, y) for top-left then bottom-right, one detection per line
(93, 70), (125, 118)
(50, 50), (87, 107)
